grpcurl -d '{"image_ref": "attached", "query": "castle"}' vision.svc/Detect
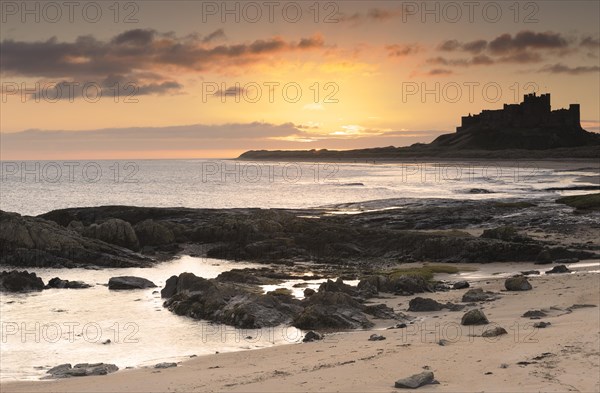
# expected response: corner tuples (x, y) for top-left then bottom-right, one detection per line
(457, 93), (581, 132)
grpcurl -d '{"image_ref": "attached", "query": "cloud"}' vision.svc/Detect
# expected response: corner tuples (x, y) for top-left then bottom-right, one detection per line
(539, 63), (600, 75)
(339, 7), (403, 24)
(0, 29), (327, 82)
(214, 86), (245, 98)
(439, 39), (487, 54)
(386, 44), (421, 57)
(488, 31), (569, 54)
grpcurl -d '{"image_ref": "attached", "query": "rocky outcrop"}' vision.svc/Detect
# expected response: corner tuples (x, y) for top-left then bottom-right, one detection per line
(293, 291), (373, 330)
(408, 297), (463, 312)
(45, 363), (118, 378)
(83, 219), (139, 251)
(108, 276), (157, 290)
(134, 219), (175, 246)
(0, 270), (44, 292)
(461, 288), (498, 302)
(546, 265), (571, 274)
(0, 210), (152, 268)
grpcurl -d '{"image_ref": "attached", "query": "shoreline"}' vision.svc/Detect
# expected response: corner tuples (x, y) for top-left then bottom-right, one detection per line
(3, 267), (599, 392)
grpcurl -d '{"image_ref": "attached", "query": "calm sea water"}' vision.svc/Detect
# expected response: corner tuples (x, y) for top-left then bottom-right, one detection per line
(1, 159), (597, 216)
(0, 159), (598, 380)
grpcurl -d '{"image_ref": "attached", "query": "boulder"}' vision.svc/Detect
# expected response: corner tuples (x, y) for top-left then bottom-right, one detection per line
(522, 310), (547, 319)
(293, 291), (373, 330)
(302, 331), (323, 342)
(394, 371), (435, 389)
(161, 275), (179, 298)
(482, 326), (508, 337)
(83, 219), (139, 251)
(0, 270), (44, 292)
(408, 297), (445, 312)
(303, 288), (316, 297)
(504, 276), (532, 291)
(461, 288), (497, 302)
(108, 276), (156, 290)
(461, 309), (489, 325)
(46, 277), (91, 289)
(533, 321), (551, 328)
(368, 334), (386, 341)
(453, 281), (470, 289)
(545, 265), (571, 274)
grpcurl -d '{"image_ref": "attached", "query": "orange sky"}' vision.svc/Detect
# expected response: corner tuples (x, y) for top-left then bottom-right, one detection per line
(1, 1), (599, 159)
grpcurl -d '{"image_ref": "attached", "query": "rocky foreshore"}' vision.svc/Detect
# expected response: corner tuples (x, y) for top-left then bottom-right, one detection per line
(1, 195), (598, 271)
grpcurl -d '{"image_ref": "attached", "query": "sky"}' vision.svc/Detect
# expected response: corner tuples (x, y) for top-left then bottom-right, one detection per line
(1, 0), (599, 159)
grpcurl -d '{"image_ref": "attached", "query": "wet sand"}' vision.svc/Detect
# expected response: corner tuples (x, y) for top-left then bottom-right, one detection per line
(3, 264), (599, 393)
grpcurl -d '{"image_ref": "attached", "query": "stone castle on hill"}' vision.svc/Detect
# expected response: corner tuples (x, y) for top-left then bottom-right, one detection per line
(457, 93), (581, 132)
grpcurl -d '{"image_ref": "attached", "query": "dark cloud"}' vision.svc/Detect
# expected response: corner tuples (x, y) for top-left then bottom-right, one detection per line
(427, 68), (453, 76)
(203, 29), (226, 43)
(439, 39), (487, 54)
(386, 44), (420, 57)
(214, 86), (245, 98)
(339, 8), (402, 24)
(488, 31), (568, 54)
(0, 30), (326, 80)
(539, 63), (600, 75)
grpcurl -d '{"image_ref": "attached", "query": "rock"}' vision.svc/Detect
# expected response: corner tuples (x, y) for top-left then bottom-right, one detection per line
(302, 331), (323, 342)
(134, 219), (176, 246)
(161, 275), (178, 298)
(46, 277), (91, 289)
(453, 281), (470, 289)
(522, 310), (547, 319)
(533, 321), (551, 328)
(0, 270), (45, 292)
(83, 218), (139, 251)
(154, 362), (177, 369)
(102, 339), (111, 345)
(481, 226), (530, 242)
(553, 258), (579, 264)
(461, 309), (489, 325)
(438, 339), (449, 346)
(293, 291), (374, 330)
(303, 288), (316, 297)
(394, 371), (435, 389)
(520, 270), (540, 276)
(0, 210), (152, 268)
(408, 297), (445, 312)
(482, 326), (508, 337)
(108, 276), (157, 290)
(535, 250), (553, 264)
(461, 288), (497, 302)
(46, 363), (118, 378)
(504, 276), (532, 291)
(546, 265), (571, 274)
(368, 334), (386, 341)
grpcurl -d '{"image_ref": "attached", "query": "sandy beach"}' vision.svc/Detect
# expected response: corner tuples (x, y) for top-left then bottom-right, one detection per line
(4, 263), (599, 393)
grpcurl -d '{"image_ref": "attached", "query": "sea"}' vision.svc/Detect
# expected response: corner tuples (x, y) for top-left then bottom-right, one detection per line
(1, 159), (598, 380)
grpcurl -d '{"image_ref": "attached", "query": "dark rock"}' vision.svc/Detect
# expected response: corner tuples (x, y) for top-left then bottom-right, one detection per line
(134, 219), (176, 246)
(302, 331), (323, 342)
(108, 276), (157, 290)
(553, 258), (579, 264)
(394, 371), (435, 389)
(0, 270), (44, 292)
(83, 218), (139, 251)
(46, 277), (91, 289)
(533, 322), (551, 328)
(303, 288), (316, 297)
(546, 265), (571, 274)
(482, 326), (508, 337)
(0, 210), (152, 268)
(520, 270), (540, 276)
(161, 275), (178, 298)
(293, 291), (373, 330)
(368, 334), (386, 341)
(46, 363), (118, 378)
(154, 362), (177, 369)
(481, 226), (530, 243)
(461, 309), (489, 325)
(453, 281), (470, 289)
(535, 250), (553, 264)
(504, 276), (532, 291)
(408, 297), (444, 312)
(461, 288), (497, 302)
(522, 310), (547, 319)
